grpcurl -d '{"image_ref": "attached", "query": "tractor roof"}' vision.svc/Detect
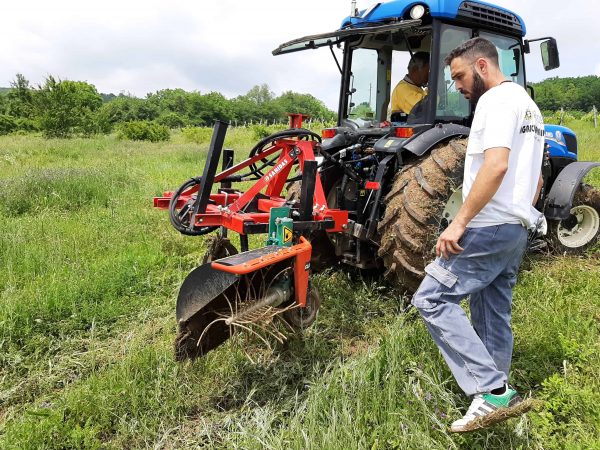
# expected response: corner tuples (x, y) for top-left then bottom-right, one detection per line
(341, 0), (526, 36)
(273, 0), (525, 56)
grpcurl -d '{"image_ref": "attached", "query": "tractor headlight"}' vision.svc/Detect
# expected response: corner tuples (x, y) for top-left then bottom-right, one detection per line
(410, 4), (426, 19)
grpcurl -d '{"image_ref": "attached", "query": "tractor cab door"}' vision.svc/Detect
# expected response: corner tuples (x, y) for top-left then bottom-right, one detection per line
(273, 20), (424, 126)
(342, 26), (433, 125)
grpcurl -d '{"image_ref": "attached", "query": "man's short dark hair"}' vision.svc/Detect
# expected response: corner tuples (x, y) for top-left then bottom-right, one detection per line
(444, 37), (499, 67)
(408, 51), (430, 71)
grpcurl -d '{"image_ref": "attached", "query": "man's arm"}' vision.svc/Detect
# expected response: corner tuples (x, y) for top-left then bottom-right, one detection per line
(436, 147), (509, 259)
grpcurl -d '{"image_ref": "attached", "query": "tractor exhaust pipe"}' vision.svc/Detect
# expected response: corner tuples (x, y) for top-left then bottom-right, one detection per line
(351, 0), (358, 17)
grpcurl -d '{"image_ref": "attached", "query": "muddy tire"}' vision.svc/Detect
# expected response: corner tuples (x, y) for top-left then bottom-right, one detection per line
(547, 184), (600, 254)
(377, 139), (467, 292)
(201, 234), (238, 264)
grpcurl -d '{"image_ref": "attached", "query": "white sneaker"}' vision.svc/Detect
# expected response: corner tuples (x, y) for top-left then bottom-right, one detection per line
(450, 386), (522, 433)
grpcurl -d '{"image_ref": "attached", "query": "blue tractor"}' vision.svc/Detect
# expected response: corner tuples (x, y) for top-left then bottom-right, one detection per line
(273, 0), (600, 289)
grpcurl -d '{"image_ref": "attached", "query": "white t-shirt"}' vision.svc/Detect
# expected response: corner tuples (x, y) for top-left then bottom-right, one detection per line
(463, 82), (545, 229)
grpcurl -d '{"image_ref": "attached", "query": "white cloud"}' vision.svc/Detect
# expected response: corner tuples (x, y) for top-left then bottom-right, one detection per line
(1, 0), (599, 109)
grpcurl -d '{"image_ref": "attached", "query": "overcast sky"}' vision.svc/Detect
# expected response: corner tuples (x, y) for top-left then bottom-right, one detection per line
(2, 0), (599, 109)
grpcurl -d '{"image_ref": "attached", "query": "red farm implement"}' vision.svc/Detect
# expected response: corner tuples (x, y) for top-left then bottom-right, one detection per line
(154, 115), (347, 360)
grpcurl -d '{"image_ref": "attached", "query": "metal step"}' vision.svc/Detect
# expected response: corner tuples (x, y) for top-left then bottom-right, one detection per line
(214, 245), (286, 266)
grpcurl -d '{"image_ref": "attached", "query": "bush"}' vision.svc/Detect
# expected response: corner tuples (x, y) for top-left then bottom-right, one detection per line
(116, 121), (170, 142)
(35, 76), (103, 138)
(251, 124), (271, 140)
(0, 115), (18, 135)
(15, 118), (40, 132)
(181, 126), (213, 144)
(156, 112), (187, 129)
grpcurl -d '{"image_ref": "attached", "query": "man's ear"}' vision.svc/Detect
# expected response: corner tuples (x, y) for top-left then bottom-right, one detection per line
(475, 57), (488, 76)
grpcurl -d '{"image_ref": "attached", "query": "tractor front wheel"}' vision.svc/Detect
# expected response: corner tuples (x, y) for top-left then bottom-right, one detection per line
(548, 184), (600, 254)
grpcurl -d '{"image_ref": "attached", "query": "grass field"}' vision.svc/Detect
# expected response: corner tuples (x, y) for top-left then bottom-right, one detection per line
(0, 122), (599, 449)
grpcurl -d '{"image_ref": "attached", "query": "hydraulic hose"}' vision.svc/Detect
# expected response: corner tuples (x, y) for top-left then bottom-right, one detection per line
(248, 128), (321, 175)
(168, 177), (218, 236)
(170, 129), (324, 234)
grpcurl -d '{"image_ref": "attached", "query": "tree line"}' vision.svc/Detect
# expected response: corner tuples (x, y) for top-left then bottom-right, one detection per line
(532, 75), (600, 112)
(2, 73), (597, 138)
(0, 74), (335, 138)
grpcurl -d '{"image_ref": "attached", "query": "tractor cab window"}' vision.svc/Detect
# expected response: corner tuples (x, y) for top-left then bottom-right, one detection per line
(348, 48), (379, 122)
(435, 25), (526, 123)
(437, 25), (472, 121)
(479, 32), (525, 86)
(346, 28), (433, 124)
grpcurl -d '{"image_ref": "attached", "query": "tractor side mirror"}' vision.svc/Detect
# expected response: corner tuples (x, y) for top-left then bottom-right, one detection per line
(540, 38), (560, 70)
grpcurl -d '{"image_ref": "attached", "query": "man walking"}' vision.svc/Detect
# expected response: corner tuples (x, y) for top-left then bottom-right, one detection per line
(411, 38), (544, 432)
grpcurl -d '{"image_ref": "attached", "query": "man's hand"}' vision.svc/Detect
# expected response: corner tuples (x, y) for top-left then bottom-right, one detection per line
(435, 146), (509, 259)
(436, 220), (467, 259)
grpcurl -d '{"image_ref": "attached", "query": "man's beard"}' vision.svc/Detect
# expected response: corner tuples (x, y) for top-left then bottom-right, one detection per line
(470, 69), (486, 105)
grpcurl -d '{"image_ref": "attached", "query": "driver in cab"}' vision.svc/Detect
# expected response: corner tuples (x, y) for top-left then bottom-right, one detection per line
(390, 52), (430, 117)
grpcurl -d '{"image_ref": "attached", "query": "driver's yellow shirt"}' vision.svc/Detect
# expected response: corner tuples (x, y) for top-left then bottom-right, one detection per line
(391, 79), (427, 114)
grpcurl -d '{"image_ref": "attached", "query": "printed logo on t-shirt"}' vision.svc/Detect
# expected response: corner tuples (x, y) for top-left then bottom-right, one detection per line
(520, 108), (544, 136)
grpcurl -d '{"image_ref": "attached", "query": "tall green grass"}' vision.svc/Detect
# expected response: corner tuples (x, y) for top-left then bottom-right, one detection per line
(0, 124), (599, 449)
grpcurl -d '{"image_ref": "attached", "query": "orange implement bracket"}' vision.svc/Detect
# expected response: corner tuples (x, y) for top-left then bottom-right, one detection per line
(211, 237), (312, 307)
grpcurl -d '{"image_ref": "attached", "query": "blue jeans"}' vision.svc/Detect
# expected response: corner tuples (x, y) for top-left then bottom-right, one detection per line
(411, 224), (528, 396)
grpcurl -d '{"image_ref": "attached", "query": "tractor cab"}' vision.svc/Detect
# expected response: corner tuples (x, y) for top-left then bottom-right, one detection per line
(274, 0), (559, 133)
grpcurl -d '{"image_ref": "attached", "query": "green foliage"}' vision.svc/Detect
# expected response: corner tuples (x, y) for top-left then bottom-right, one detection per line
(156, 111), (188, 128)
(251, 124), (272, 140)
(116, 120), (170, 142)
(6, 73), (36, 119)
(533, 76), (600, 111)
(15, 117), (40, 132)
(0, 90), (7, 114)
(96, 96), (156, 132)
(180, 125), (213, 144)
(1, 74), (336, 136)
(0, 114), (18, 135)
(187, 91), (234, 126)
(350, 101), (375, 119)
(274, 90), (336, 121)
(35, 76), (103, 137)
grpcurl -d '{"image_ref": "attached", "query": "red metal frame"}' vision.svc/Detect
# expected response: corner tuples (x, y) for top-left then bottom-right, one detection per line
(154, 130), (348, 236)
(154, 115), (347, 309)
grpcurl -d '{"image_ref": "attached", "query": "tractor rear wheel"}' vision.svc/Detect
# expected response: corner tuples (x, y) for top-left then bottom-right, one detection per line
(377, 139), (467, 292)
(548, 184), (600, 254)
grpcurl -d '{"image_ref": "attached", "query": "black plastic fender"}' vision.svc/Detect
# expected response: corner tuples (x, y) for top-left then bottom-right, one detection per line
(545, 161), (600, 220)
(403, 123), (470, 156)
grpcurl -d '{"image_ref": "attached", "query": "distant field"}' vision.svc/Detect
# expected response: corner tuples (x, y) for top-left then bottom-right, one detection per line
(0, 122), (599, 449)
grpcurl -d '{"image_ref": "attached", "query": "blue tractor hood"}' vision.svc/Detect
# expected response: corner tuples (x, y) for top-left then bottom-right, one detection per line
(544, 124), (577, 160)
(341, 0), (526, 36)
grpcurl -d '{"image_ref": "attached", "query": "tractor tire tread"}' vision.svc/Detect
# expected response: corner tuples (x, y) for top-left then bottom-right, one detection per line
(377, 138), (467, 292)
